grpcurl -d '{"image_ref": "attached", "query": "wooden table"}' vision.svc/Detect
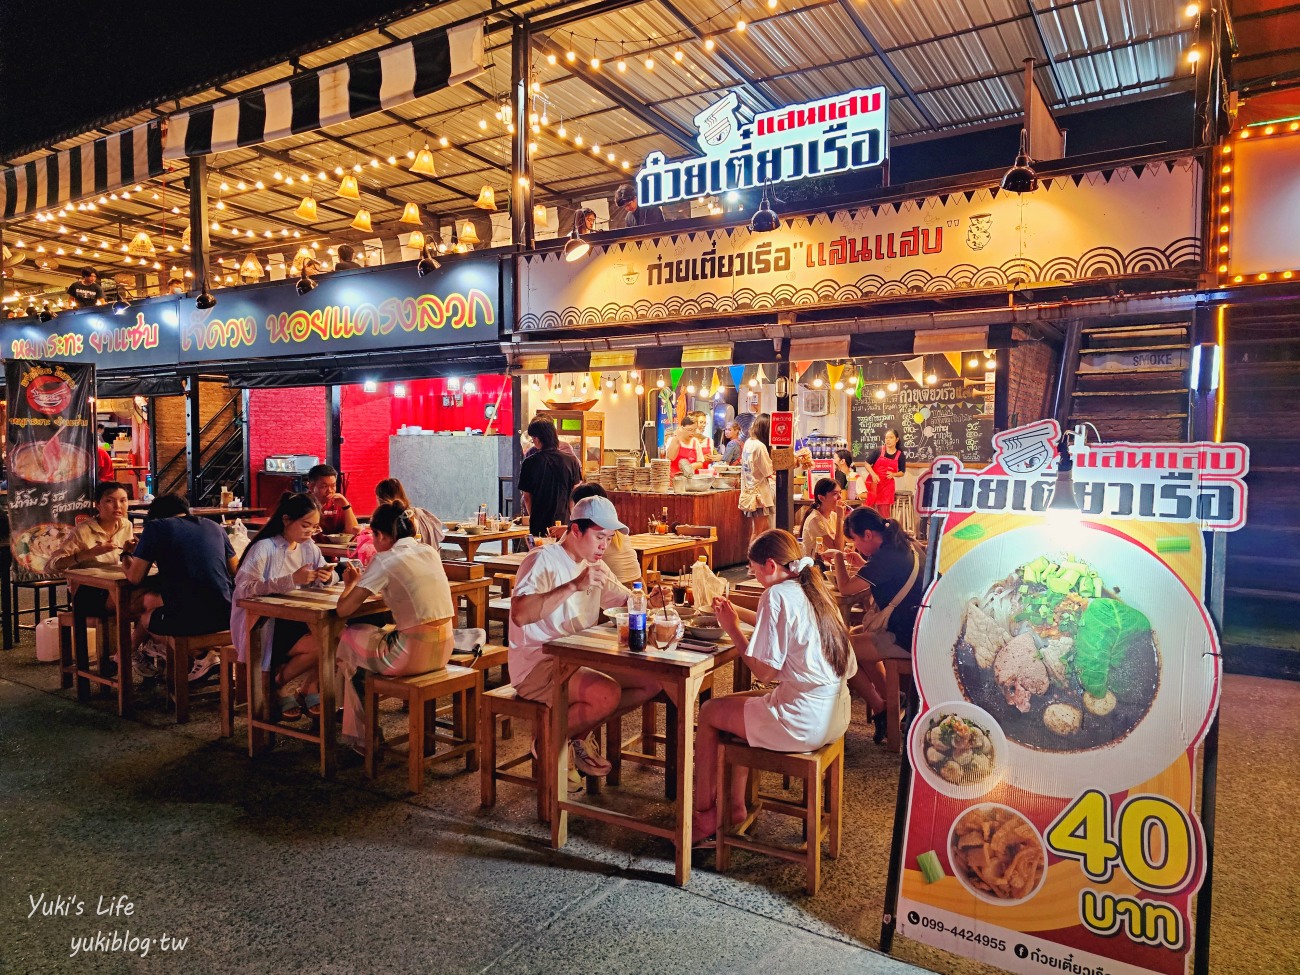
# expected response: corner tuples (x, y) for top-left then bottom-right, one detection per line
(131, 506), (265, 523)
(443, 527), (529, 561)
(312, 551), (491, 631)
(239, 583), (385, 778)
(626, 533), (716, 574)
(545, 625), (739, 886)
(475, 551), (528, 577)
(65, 565), (138, 717)
(608, 490), (746, 569)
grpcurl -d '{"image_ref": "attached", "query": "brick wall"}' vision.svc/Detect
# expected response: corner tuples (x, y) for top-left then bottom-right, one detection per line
(341, 384), (390, 509)
(247, 387), (327, 478)
(1007, 332), (1059, 428)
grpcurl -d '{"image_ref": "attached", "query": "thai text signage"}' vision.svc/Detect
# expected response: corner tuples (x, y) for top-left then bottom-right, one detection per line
(178, 259), (498, 363)
(891, 420), (1237, 975)
(636, 87), (888, 207)
(519, 160), (1201, 332)
(2, 302), (180, 369)
(6, 360), (96, 583)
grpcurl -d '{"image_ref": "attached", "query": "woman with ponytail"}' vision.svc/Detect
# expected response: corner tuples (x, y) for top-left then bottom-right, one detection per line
(827, 506), (922, 743)
(334, 502), (456, 753)
(232, 493), (334, 722)
(693, 528), (855, 842)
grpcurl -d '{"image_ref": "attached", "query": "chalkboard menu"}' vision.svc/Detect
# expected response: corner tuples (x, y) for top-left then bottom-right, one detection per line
(850, 378), (992, 465)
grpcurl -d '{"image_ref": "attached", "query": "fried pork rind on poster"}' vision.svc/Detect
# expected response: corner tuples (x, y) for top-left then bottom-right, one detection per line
(950, 806), (1045, 901)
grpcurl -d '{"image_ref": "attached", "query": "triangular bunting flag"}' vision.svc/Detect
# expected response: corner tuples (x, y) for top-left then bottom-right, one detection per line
(944, 352), (963, 375)
(963, 190), (975, 202)
(1165, 160), (1177, 173)
(1072, 173), (1085, 186)
(1132, 163), (1146, 178)
(855, 377), (864, 400)
(730, 365), (745, 390)
(826, 363), (845, 389)
(590, 372), (602, 392)
(670, 367), (684, 391)
(939, 194), (949, 206)
(710, 370), (721, 397)
(1101, 169), (1114, 183)
(902, 356), (926, 386)
(755, 364), (768, 385)
(891, 201), (903, 213)
(794, 361), (812, 383)
(989, 187), (1000, 199)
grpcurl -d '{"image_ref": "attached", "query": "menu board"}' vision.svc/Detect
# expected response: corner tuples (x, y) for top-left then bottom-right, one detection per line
(889, 421), (1246, 975)
(850, 378), (991, 465)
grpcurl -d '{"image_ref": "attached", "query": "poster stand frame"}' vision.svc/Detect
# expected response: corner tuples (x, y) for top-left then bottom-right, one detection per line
(878, 516), (1227, 975)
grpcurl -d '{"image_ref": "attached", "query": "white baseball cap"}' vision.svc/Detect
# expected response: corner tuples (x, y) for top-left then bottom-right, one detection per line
(570, 496), (628, 533)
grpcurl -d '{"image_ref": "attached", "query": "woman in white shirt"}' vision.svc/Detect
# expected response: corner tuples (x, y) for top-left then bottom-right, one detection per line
(692, 528), (854, 842)
(739, 413), (776, 544)
(800, 478), (846, 558)
(375, 477), (445, 546)
(335, 502), (456, 752)
(231, 493), (334, 722)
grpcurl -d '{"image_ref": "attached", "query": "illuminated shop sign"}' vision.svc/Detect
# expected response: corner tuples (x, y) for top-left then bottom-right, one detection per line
(635, 87), (888, 207)
(3, 306), (177, 368)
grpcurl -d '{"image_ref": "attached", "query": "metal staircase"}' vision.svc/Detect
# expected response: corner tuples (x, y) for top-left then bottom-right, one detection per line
(155, 396), (246, 506)
(1065, 322), (1193, 443)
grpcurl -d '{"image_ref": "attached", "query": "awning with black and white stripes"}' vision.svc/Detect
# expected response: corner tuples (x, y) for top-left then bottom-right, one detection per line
(0, 122), (165, 221)
(163, 19), (485, 159)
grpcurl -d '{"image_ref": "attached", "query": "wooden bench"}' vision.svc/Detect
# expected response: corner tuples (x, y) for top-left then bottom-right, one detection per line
(479, 685), (550, 823)
(716, 736), (845, 895)
(364, 664), (481, 793)
(167, 630), (235, 724)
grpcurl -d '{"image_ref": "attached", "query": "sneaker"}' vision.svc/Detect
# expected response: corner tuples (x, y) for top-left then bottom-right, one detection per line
(132, 647), (162, 679)
(570, 735), (612, 777)
(565, 743), (585, 793)
(188, 649), (220, 685)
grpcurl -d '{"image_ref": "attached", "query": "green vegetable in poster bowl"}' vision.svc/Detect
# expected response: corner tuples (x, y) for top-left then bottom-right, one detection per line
(1074, 598), (1152, 700)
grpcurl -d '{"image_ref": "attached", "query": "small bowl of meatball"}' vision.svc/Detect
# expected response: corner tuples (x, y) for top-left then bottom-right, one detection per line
(909, 701), (1008, 800)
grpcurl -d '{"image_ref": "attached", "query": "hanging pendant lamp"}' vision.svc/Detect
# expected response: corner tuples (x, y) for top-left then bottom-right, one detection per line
(338, 174), (360, 199)
(406, 230), (426, 251)
(295, 196), (318, 220)
(459, 219), (480, 245)
(562, 224), (590, 262)
(351, 208), (373, 232)
(416, 240), (442, 276)
(473, 185), (497, 211)
(410, 143), (438, 177)
(127, 230), (156, 258)
(399, 201), (423, 225)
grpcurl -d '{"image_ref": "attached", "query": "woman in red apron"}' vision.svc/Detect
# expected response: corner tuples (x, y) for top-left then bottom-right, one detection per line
(867, 428), (906, 517)
(667, 411), (710, 474)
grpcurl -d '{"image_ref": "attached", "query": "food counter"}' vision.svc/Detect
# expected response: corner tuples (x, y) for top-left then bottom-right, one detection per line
(608, 489), (747, 570)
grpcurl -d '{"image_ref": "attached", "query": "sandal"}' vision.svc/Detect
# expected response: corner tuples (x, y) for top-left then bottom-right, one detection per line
(303, 692), (322, 719)
(871, 711), (889, 745)
(278, 694), (303, 722)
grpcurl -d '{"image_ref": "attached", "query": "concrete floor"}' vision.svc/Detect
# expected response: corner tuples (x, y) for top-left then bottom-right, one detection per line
(0, 619), (1296, 975)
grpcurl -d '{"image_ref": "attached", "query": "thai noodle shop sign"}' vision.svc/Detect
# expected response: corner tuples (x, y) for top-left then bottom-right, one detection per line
(2, 301), (180, 369)
(635, 87), (888, 207)
(177, 258), (499, 363)
(890, 420), (1245, 975)
(5, 360), (96, 583)
(517, 160), (1200, 332)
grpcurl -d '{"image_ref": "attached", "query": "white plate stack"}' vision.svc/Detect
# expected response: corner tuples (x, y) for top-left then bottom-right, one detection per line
(634, 467), (652, 492)
(616, 456), (638, 492)
(650, 459), (672, 493)
(598, 465), (619, 492)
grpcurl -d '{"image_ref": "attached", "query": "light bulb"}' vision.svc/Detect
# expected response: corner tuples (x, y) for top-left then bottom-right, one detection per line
(439, 136), (449, 147)
(546, 52), (556, 65)
(874, 389), (886, 400)
(834, 381), (844, 390)
(705, 38), (715, 51)
(644, 57), (655, 70)
(656, 377), (665, 388)
(674, 49), (684, 62)
(749, 378), (758, 388)
(887, 381), (898, 392)
(985, 357), (997, 369)
(617, 59), (626, 72)
(590, 56), (601, 69)
(968, 356), (981, 368)
(926, 373), (938, 385)
(813, 377), (824, 388)
(566, 49), (576, 62)
(635, 384), (644, 396)
(735, 18), (746, 31)
(687, 383), (696, 395)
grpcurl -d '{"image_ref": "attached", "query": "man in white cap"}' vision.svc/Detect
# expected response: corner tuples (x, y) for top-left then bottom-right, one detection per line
(508, 495), (665, 783)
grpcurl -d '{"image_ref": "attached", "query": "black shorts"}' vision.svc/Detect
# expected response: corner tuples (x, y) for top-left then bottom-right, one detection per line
(148, 603), (232, 638)
(72, 586), (110, 618)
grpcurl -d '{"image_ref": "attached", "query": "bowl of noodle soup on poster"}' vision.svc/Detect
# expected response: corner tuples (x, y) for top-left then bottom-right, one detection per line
(915, 523), (1218, 798)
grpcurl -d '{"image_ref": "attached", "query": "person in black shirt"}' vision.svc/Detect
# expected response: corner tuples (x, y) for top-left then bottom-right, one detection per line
(833, 448), (855, 490)
(517, 417), (582, 536)
(826, 506), (922, 744)
(335, 244), (363, 270)
(614, 184), (665, 229)
(66, 268), (102, 307)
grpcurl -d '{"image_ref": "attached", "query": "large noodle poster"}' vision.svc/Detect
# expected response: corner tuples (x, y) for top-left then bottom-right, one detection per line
(891, 420), (1246, 975)
(5, 360), (96, 583)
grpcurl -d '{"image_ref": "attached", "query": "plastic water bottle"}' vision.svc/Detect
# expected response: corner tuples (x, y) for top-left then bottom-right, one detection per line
(627, 582), (647, 653)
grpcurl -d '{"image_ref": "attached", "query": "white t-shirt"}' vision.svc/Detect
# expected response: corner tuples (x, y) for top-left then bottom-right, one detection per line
(740, 438), (775, 508)
(801, 508), (839, 557)
(508, 541), (631, 684)
(356, 536), (454, 630)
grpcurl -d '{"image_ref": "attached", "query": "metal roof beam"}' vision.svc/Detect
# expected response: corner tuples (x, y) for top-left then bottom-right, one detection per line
(832, 0), (939, 130)
(1024, 1), (1071, 107)
(657, 0), (781, 113)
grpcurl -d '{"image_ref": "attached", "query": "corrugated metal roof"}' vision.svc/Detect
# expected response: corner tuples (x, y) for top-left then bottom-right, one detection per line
(3, 0), (1199, 303)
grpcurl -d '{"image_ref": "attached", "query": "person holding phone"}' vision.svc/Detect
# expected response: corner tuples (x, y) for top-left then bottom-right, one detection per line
(230, 493), (333, 722)
(334, 502), (457, 754)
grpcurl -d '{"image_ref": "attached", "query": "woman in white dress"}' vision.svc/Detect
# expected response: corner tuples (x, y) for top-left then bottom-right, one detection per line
(335, 502), (456, 752)
(739, 413), (776, 544)
(692, 529), (855, 841)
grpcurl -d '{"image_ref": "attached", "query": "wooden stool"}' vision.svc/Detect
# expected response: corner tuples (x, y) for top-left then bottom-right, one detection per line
(487, 598), (511, 640)
(57, 611), (108, 690)
(479, 685), (550, 823)
(883, 657), (913, 754)
(716, 736), (845, 895)
(445, 644), (511, 737)
(167, 631), (234, 724)
(217, 644), (244, 738)
(364, 664), (480, 793)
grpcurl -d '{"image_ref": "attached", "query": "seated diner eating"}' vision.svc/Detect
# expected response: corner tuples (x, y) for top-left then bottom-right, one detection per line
(508, 495), (665, 780)
(546, 482), (643, 586)
(692, 529), (855, 842)
(307, 463), (358, 536)
(374, 477), (445, 546)
(334, 502), (457, 753)
(231, 493), (334, 722)
(50, 481), (135, 616)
